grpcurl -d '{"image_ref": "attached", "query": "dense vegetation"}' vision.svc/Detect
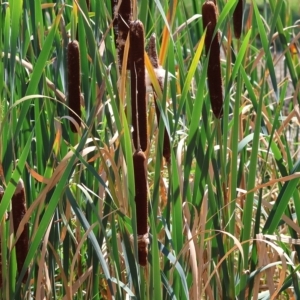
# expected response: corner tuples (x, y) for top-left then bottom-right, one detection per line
(1, 0), (300, 299)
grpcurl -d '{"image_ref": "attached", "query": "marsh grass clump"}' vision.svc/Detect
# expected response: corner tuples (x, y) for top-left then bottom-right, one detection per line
(133, 150), (148, 266)
(117, 0), (132, 70)
(67, 40), (81, 132)
(12, 179), (29, 283)
(3, 0), (300, 298)
(130, 20), (148, 151)
(233, 0), (243, 39)
(202, 0), (223, 118)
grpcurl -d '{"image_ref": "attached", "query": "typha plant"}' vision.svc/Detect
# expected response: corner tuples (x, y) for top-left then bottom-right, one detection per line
(133, 150), (148, 266)
(147, 34), (171, 163)
(117, 0), (132, 71)
(11, 179), (29, 283)
(130, 20), (148, 152)
(67, 40), (81, 132)
(202, 0), (223, 118)
(147, 34), (159, 69)
(233, 0), (243, 39)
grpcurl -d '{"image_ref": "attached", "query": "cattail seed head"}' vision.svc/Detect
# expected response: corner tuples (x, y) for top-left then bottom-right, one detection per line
(147, 33), (159, 69)
(12, 179), (29, 283)
(145, 33), (172, 89)
(117, 0), (132, 70)
(202, 1), (223, 118)
(130, 20), (148, 151)
(233, 0), (243, 39)
(67, 40), (81, 132)
(137, 239), (148, 267)
(133, 150), (148, 266)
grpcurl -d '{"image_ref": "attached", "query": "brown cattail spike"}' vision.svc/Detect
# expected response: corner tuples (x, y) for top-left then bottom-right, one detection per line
(130, 21), (148, 151)
(117, 0), (132, 70)
(147, 33), (159, 69)
(202, 1), (223, 118)
(12, 179), (29, 283)
(233, 0), (243, 39)
(67, 40), (81, 132)
(133, 150), (148, 266)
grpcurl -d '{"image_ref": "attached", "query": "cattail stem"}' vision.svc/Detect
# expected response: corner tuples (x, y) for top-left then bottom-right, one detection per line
(133, 150), (148, 266)
(202, 1), (223, 118)
(12, 179), (29, 283)
(233, 0), (243, 39)
(117, 0), (132, 71)
(130, 21), (148, 151)
(67, 40), (81, 132)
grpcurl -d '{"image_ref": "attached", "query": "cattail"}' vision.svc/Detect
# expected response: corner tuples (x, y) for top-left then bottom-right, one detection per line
(147, 34), (159, 69)
(67, 40), (81, 132)
(146, 33), (171, 90)
(12, 179), (29, 283)
(133, 150), (148, 266)
(233, 0), (243, 39)
(117, 0), (132, 70)
(130, 21), (148, 151)
(202, 1), (223, 118)
(147, 34), (171, 163)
